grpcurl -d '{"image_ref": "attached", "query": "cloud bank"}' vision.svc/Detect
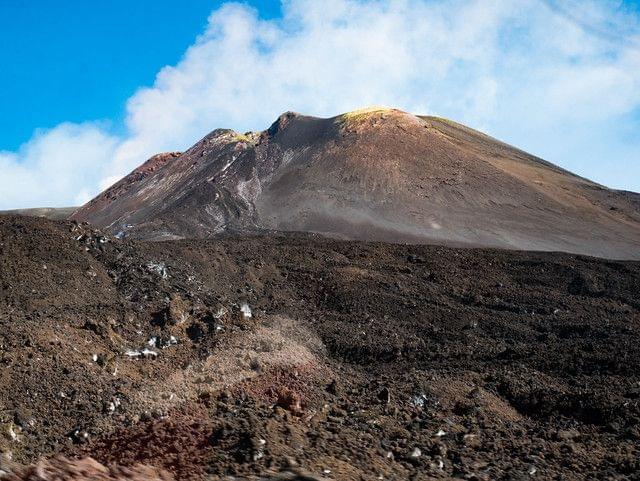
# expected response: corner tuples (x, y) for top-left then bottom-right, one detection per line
(2, 0), (639, 209)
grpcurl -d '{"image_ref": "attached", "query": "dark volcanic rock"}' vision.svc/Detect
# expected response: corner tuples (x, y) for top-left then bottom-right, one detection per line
(1, 214), (640, 480)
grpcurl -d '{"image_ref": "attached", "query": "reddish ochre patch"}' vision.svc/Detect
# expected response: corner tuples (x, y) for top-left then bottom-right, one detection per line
(236, 363), (321, 413)
(85, 405), (213, 480)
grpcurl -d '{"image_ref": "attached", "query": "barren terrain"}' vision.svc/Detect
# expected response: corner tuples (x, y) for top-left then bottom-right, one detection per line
(1, 214), (639, 480)
(72, 109), (640, 260)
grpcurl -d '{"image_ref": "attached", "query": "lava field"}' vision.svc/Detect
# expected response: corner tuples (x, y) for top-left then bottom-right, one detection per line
(1, 215), (639, 480)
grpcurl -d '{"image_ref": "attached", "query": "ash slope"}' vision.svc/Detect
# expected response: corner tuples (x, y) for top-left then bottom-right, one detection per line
(72, 109), (640, 259)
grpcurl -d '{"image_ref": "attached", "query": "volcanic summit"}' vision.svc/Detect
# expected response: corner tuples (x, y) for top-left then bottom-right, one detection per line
(72, 108), (640, 259)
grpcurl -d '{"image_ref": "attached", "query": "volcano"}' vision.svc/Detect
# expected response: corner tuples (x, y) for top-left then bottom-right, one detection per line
(71, 108), (640, 259)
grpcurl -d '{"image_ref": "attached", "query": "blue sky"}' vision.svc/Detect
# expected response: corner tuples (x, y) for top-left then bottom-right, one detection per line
(0, 0), (281, 150)
(1, 0), (639, 208)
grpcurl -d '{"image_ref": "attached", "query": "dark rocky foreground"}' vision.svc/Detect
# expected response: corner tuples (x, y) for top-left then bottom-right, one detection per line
(1, 214), (639, 480)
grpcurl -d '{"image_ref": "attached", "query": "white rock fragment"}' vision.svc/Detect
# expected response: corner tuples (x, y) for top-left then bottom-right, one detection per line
(240, 302), (252, 319)
(213, 307), (227, 319)
(159, 336), (178, 349)
(252, 438), (267, 461)
(410, 447), (421, 459)
(107, 397), (121, 414)
(125, 348), (158, 359)
(141, 348), (158, 358)
(146, 261), (168, 279)
(410, 393), (428, 408)
(436, 429), (446, 437)
(71, 429), (90, 442)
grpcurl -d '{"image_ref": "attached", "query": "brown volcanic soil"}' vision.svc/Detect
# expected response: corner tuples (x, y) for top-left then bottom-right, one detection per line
(1, 214), (640, 480)
(71, 108), (640, 260)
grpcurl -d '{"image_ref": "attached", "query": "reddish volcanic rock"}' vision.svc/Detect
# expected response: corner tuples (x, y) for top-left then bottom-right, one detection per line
(70, 152), (181, 231)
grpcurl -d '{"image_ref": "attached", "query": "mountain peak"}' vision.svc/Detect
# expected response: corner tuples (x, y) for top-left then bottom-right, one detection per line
(336, 106), (399, 121)
(266, 111), (304, 137)
(71, 108), (640, 258)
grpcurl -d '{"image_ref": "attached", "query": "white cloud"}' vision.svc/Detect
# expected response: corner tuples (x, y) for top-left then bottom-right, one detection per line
(1, 0), (640, 209)
(0, 123), (118, 208)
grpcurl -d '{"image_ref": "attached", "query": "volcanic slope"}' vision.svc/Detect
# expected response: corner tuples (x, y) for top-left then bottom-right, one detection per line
(72, 108), (640, 259)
